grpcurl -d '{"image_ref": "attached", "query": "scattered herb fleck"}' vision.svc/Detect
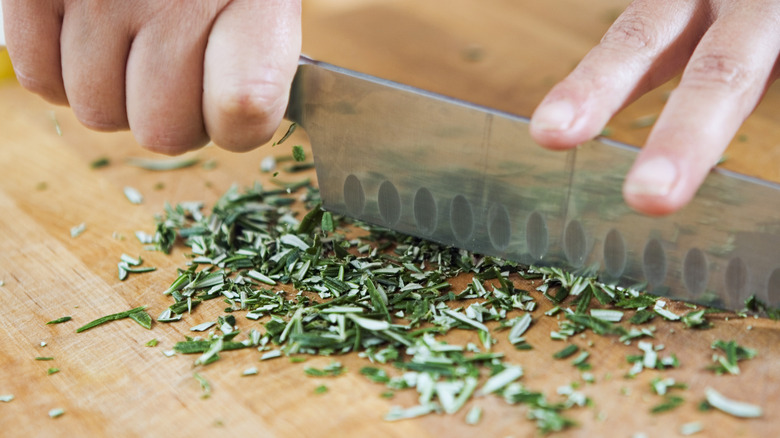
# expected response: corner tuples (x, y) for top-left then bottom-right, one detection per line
(70, 223), (87, 238)
(76, 306), (149, 333)
(260, 156), (276, 172)
(304, 361), (345, 377)
(47, 367), (60, 375)
(50, 111), (62, 136)
(465, 405), (483, 425)
(292, 145), (306, 162)
(123, 186), (144, 204)
(118, 255), (157, 281)
(90, 157), (110, 169)
(35, 357), (55, 361)
(708, 340), (756, 375)
(126, 156), (200, 171)
(680, 421), (703, 435)
(273, 122), (297, 146)
(194, 372), (212, 399)
(682, 309), (713, 329)
(630, 114), (658, 129)
(314, 384), (328, 394)
(650, 395), (684, 413)
(46, 316), (72, 325)
(553, 344), (580, 360)
(704, 387), (762, 418)
(146, 338), (159, 347)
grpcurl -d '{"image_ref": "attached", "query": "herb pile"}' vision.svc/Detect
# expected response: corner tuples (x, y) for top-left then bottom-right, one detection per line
(146, 183), (594, 432)
(125, 172), (763, 433)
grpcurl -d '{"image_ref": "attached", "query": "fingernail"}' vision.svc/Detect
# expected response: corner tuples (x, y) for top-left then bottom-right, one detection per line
(532, 100), (576, 131)
(624, 156), (678, 197)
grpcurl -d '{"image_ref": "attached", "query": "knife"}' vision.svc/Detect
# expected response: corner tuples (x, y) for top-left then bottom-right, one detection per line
(286, 56), (780, 314)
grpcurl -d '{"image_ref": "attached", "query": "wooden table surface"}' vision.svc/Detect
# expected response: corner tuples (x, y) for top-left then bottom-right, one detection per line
(1, 1), (778, 437)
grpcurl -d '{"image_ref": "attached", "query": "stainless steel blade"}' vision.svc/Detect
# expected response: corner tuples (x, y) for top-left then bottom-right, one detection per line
(286, 57), (780, 313)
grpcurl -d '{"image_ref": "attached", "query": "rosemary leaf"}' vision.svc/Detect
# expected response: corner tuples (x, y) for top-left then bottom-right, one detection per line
(46, 316), (72, 325)
(126, 156), (200, 171)
(76, 306), (148, 333)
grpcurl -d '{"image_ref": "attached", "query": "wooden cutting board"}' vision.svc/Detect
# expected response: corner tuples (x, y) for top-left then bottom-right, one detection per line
(1, 1), (778, 437)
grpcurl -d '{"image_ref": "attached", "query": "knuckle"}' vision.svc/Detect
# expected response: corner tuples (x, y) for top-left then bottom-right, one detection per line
(601, 13), (662, 53)
(134, 128), (208, 156)
(210, 79), (288, 151)
(215, 79), (287, 125)
(682, 52), (751, 92)
(72, 105), (127, 132)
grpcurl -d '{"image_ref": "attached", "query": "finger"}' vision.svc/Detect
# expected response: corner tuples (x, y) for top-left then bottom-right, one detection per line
(623, 3), (780, 215)
(530, 0), (703, 149)
(125, 7), (214, 155)
(203, 0), (302, 152)
(60, 2), (131, 131)
(2, 0), (67, 104)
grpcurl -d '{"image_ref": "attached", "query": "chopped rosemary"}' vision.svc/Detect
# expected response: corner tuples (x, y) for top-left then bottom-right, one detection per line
(553, 344), (579, 359)
(126, 156), (200, 171)
(679, 421), (703, 435)
(292, 145), (306, 162)
(704, 387), (762, 418)
(48, 408), (65, 418)
(123, 186), (144, 204)
(76, 306), (149, 333)
(117, 255), (156, 281)
(193, 372), (212, 399)
(630, 114), (658, 129)
(314, 384), (328, 394)
(650, 395), (684, 413)
(50, 111), (62, 136)
(70, 223), (87, 238)
(304, 361), (345, 377)
(465, 405), (482, 425)
(273, 122), (297, 146)
(46, 316), (72, 325)
(90, 157), (110, 169)
(35, 357), (54, 361)
(708, 340), (756, 375)
(682, 309), (713, 329)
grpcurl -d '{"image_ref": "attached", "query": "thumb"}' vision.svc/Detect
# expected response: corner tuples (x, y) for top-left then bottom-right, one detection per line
(203, 0), (301, 152)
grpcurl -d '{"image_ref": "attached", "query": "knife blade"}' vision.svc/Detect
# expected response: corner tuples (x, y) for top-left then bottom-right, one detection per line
(285, 56), (780, 314)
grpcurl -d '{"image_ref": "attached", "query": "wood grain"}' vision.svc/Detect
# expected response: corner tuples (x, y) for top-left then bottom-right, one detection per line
(1, 1), (778, 437)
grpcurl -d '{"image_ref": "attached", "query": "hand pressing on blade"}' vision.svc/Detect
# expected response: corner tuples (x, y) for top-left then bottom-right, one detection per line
(2, 0), (301, 154)
(530, 0), (780, 216)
